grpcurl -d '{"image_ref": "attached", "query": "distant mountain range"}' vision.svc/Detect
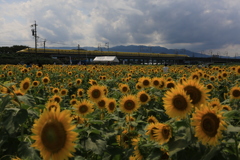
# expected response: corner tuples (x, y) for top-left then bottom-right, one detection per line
(44, 45), (239, 58)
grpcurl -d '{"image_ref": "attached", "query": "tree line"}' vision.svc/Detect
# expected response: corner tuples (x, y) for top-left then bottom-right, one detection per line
(0, 45), (29, 54)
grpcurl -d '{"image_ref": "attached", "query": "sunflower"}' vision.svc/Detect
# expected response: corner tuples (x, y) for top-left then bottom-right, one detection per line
(102, 85), (108, 96)
(209, 98), (222, 110)
(135, 83), (142, 90)
(206, 83), (214, 91)
(236, 66), (240, 75)
(50, 95), (62, 103)
(190, 72), (200, 80)
(147, 115), (159, 124)
(42, 76), (50, 84)
(87, 85), (104, 102)
(137, 90), (151, 105)
(209, 76), (215, 82)
(116, 130), (131, 149)
(119, 83), (130, 94)
(106, 98), (117, 113)
(166, 81), (176, 89)
(96, 97), (108, 110)
(60, 89), (68, 96)
(230, 86), (240, 99)
(74, 99), (94, 117)
(36, 71), (43, 77)
(70, 99), (79, 106)
(7, 71), (13, 76)
(191, 104), (227, 146)
(221, 105), (232, 111)
(75, 78), (82, 86)
(119, 94), (140, 114)
(88, 79), (97, 85)
(31, 109), (78, 160)
(52, 88), (59, 94)
(158, 78), (166, 89)
(45, 101), (61, 112)
(180, 79), (209, 108)
(153, 123), (172, 145)
(20, 77), (31, 93)
(72, 115), (87, 124)
(76, 88), (84, 97)
(151, 77), (161, 88)
(163, 87), (192, 119)
(145, 123), (158, 141)
(138, 77), (151, 88)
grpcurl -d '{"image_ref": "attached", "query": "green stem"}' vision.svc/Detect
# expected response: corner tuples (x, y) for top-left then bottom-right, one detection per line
(235, 133), (239, 160)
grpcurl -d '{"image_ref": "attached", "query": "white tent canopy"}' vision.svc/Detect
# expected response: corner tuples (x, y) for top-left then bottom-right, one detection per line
(93, 56), (119, 63)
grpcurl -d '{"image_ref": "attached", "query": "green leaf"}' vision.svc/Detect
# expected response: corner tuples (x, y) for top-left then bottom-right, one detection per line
(82, 137), (107, 155)
(146, 147), (162, 160)
(14, 109), (28, 124)
(168, 138), (190, 156)
(0, 95), (11, 112)
(18, 142), (41, 160)
(227, 125), (240, 133)
(16, 94), (36, 107)
(200, 146), (220, 160)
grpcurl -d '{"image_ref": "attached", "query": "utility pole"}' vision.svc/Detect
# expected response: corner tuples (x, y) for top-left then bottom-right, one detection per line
(78, 44), (80, 54)
(105, 42), (109, 51)
(31, 21), (38, 55)
(43, 39), (46, 54)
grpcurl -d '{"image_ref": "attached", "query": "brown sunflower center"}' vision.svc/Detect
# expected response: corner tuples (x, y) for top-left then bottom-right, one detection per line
(54, 97), (60, 103)
(232, 89), (240, 97)
(71, 100), (77, 105)
(61, 90), (66, 95)
(192, 75), (199, 80)
(143, 80), (150, 86)
(167, 82), (175, 89)
(139, 93), (149, 103)
(124, 100), (135, 110)
(33, 82), (38, 86)
(153, 80), (159, 86)
(23, 82), (30, 90)
(207, 85), (212, 89)
(172, 94), (188, 111)
(49, 105), (58, 111)
(201, 113), (220, 137)
(43, 78), (49, 83)
(184, 85), (202, 105)
(108, 102), (115, 111)
(122, 86), (128, 92)
(53, 89), (59, 93)
(91, 89), (101, 99)
(78, 91), (83, 96)
(79, 105), (88, 113)
(98, 100), (106, 108)
(41, 120), (66, 153)
(162, 126), (170, 139)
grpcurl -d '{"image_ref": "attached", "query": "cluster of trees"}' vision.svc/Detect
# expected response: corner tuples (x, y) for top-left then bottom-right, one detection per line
(0, 45), (29, 54)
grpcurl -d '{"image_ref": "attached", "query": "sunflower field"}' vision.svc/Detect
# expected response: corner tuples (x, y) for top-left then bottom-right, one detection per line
(0, 64), (240, 160)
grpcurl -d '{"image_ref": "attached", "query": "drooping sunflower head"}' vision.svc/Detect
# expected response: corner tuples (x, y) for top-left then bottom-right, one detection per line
(145, 123), (158, 141)
(42, 76), (50, 84)
(191, 104), (227, 146)
(153, 123), (172, 145)
(230, 86), (240, 100)
(180, 79), (209, 108)
(119, 94), (140, 114)
(76, 88), (84, 97)
(190, 72), (200, 81)
(137, 90), (151, 105)
(74, 99), (94, 117)
(20, 77), (31, 93)
(116, 130), (131, 149)
(87, 85), (105, 102)
(236, 66), (240, 75)
(106, 98), (117, 113)
(31, 109), (78, 160)
(89, 79), (97, 85)
(221, 105), (232, 111)
(158, 78), (166, 89)
(163, 86), (193, 119)
(135, 83), (142, 90)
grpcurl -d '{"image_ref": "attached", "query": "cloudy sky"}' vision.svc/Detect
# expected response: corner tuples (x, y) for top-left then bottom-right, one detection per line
(1, 0), (240, 57)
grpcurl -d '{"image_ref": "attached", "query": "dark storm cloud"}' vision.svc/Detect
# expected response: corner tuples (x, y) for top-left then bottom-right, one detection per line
(93, 0), (240, 52)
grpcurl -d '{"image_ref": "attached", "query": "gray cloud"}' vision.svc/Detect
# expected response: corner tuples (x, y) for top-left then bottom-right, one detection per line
(1, 0), (240, 56)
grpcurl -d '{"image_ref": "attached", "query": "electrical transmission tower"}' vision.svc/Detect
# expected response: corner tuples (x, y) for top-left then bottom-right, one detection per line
(31, 21), (38, 55)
